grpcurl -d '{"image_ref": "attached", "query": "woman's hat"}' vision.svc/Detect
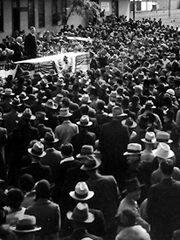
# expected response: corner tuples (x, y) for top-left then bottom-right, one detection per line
(81, 155), (101, 171)
(76, 145), (94, 158)
(67, 203), (94, 223)
(124, 143), (142, 156)
(156, 131), (172, 143)
(69, 182), (94, 201)
(10, 215), (41, 233)
(28, 141), (46, 158)
(123, 178), (144, 194)
(141, 131), (156, 144)
(77, 115), (93, 127)
(58, 107), (72, 117)
(121, 117), (137, 128)
(41, 131), (59, 144)
(153, 142), (174, 159)
(42, 99), (58, 110)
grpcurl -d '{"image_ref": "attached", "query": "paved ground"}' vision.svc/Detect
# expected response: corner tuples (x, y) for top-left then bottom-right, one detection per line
(131, 9), (180, 29)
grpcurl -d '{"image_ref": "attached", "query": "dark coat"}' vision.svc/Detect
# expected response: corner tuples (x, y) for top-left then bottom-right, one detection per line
(24, 33), (37, 58)
(147, 178), (180, 240)
(60, 228), (103, 240)
(20, 162), (52, 183)
(71, 130), (96, 157)
(99, 119), (130, 190)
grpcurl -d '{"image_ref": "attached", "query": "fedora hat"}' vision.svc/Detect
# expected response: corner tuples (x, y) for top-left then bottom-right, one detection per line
(153, 142), (174, 159)
(79, 94), (91, 104)
(141, 131), (156, 144)
(37, 79), (49, 89)
(37, 90), (47, 100)
(67, 203), (94, 223)
(11, 215), (41, 233)
(109, 91), (117, 102)
(76, 145), (94, 158)
(58, 107), (72, 117)
(42, 99), (58, 110)
(10, 97), (22, 107)
(28, 141), (46, 158)
(20, 108), (36, 121)
(77, 115), (93, 127)
(156, 131), (172, 143)
(109, 106), (125, 118)
(124, 143), (142, 156)
(55, 78), (65, 87)
(123, 178), (144, 194)
(18, 92), (29, 102)
(53, 94), (63, 105)
(41, 131), (59, 144)
(145, 100), (155, 109)
(81, 155), (101, 171)
(121, 117), (137, 128)
(138, 115), (149, 130)
(69, 182), (94, 201)
(2, 88), (15, 97)
(35, 111), (48, 121)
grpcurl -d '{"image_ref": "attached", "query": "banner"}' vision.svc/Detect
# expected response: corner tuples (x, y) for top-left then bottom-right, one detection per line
(0, 62), (18, 80)
(15, 52), (90, 76)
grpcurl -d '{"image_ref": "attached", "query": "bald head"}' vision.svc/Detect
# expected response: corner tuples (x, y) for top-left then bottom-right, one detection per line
(115, 226), (151, 240)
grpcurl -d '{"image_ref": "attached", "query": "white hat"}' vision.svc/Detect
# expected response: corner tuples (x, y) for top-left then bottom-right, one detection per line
(69, 182), (94, 201)
(124, 143), (142, 156)
(153, 142), (174, 159)
(141, 132), (156, 144)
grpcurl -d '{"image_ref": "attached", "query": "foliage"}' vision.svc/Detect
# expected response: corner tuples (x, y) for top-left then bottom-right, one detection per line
(65, 0), (101, 24)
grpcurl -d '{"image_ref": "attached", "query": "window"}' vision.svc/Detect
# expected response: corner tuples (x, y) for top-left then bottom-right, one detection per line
(38, 0), (45, 28)
(52, 0), (58, 26)
(0, 0), (3, 32)
(28, 0), (35, 28)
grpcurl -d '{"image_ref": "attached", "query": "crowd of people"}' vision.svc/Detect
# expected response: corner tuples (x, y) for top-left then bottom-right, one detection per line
(0, 12), (180, 240)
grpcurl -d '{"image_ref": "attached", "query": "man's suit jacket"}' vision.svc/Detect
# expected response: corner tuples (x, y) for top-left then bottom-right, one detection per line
(21, 162), (52, 183)
(147, 178), (180, 240)
(24, 33), (37, 58)
(60, 228), (103, 240)
(25, 199), (60, 239)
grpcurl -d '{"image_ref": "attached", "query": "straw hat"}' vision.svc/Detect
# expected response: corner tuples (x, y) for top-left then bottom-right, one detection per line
(153, 142), (174, 159)
(124, 143), (142, 156)
(58, 108), (72, 117)
(79, 94), (91, 104)
(141, 132), (156, 144)
(109, 106), (126, 118)
(11, 215), (41, 233)
(156, 131), (172, 144)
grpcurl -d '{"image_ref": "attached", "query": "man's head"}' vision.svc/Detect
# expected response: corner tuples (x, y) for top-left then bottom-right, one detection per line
(124, 143), (142, 165)
(115, 225), (151, 240)
(60, 143), (74, 158)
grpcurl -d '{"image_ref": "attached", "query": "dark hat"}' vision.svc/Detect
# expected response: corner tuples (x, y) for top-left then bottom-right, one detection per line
(145, 100), (155, 110)
(35, 111), (48, 121)
(20, 108), (36, 121)
(42, 99), (58, 110)
(123, 178), (144, 194)
(81, 155), (101, 171)
(121, 117), (137, 128)
(160, 159), (174, 175)
(37, 90), (47, 100)
(10, 97), (22, 107)
(11, 215), (41, 233)
(67, 203), (94, 223)
(41, 131), (59, 144)
(18, 92), (29, 102)
(76, 145), (94, 159)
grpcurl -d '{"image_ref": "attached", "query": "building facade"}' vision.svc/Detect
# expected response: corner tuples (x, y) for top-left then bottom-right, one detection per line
(0, 0), (64, 40)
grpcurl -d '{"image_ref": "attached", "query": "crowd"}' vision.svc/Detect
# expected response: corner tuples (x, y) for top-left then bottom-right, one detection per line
(0, 12), (180, 240)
